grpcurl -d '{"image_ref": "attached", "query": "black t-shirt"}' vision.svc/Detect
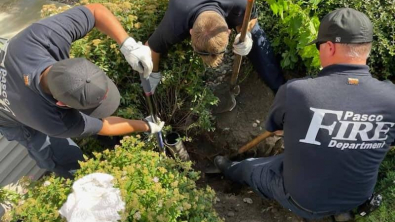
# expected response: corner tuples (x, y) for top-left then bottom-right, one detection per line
(266, 64), (395, 212)
(1, 6), (103, 138)
(148, 0), (257, 53)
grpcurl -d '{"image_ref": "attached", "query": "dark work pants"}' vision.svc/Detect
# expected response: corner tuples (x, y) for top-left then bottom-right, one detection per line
(223, 154), (338, 219)
(247, 22), (285, 93)
(0, 125), (83, 179)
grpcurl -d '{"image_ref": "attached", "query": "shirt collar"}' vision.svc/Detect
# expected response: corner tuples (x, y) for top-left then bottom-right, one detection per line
(318, 64), (371, 77)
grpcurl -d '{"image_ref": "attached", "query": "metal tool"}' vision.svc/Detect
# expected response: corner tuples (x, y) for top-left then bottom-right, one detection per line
(212, 0), (255, 114)
(139, 73), (165, 154)
(204, 131), (274, 174)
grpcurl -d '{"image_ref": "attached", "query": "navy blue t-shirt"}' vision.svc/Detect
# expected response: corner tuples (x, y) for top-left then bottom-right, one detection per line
(1, 6), (103, 138)
(266, 64), (395, 212)
(148, 0), (257, 53)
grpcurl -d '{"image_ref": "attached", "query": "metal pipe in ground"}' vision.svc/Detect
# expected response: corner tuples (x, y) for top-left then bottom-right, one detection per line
(164, 132), (190, 161)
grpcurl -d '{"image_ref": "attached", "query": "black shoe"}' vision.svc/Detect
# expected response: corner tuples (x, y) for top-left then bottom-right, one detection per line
(214, 156), (232, 172)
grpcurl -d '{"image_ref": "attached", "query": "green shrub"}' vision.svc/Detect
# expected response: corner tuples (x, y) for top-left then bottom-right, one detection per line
(0, 187), (22, 219)
(5, 136), (222, 222)
(259, 0), (320, 75)
(258, 0), (395, 79)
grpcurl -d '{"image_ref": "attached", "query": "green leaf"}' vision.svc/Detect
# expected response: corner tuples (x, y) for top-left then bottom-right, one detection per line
(270, 2), (279, 15)
(309, 0), (321, 6)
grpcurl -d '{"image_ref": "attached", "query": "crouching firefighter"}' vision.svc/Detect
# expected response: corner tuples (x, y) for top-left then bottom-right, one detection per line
(214, 8), (395, 221)
(0, 4), (163, 179)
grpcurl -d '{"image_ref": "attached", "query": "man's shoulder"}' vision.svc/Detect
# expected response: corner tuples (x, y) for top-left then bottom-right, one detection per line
(373, 79), (395, 91)
(14, 100), (84, 137)
(282, 76), (314, 90)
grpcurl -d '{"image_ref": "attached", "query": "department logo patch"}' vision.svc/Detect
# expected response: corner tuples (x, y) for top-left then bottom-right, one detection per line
(348, 78), (359, 85)
(23, 74), (30, 86)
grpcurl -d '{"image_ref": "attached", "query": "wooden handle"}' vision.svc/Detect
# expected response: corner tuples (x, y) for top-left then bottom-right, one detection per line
(238, 0), (255, 43)
(238, 131), (273, 154)
(230, 0), (256, 87)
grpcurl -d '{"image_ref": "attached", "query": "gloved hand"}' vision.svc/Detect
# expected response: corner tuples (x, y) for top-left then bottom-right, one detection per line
(141, 71), (162, 94)
(232, 32), (253, 56)
(120, 37), (153, 78)
(144, 116), (164, 134)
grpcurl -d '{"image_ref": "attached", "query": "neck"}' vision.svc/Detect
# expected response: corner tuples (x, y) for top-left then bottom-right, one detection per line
(322, 58), (367, 68)
(40, 66), (52, 94)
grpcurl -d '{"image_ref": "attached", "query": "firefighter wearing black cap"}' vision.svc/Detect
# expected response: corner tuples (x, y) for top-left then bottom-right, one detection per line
(214, 8), (395, 220)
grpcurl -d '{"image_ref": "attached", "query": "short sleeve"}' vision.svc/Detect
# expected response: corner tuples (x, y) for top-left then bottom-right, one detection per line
(80, 113), (103, 137)
(37, 6), (95, 44)
(45, 110), (103, 138)
(265, 84), (287, 132)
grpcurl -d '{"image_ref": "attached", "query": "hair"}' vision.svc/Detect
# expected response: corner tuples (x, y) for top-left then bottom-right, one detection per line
(341, 43), (372, 59)
(191, 11), (229, 67)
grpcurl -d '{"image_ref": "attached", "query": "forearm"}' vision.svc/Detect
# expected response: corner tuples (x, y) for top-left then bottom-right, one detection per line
(98, 116), (150, 136)
(146, 41), (160, 72)
(85, 4), (129, 45)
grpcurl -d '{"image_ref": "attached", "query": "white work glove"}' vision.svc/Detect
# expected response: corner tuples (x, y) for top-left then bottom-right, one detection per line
(144, 116), (165, 134)
(232, 32), (253, 56)
(120, 37), (153, 78)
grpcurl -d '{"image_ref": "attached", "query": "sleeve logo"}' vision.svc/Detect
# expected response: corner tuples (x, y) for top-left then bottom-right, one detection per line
(0, 67), (15, 116)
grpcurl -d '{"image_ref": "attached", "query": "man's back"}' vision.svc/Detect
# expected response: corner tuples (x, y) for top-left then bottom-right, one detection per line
(279, 64), (395, 211)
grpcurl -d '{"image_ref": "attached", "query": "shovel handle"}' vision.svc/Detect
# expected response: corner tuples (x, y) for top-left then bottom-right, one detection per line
(238, 131), (273, 154)
(139, 73), (165, 152)
(230, 0), (256, 87)
(238, 0), (255, 43)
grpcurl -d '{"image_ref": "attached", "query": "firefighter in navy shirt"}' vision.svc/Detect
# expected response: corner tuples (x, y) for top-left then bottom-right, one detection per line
(0, 4), (163, 179)
(214, 8), (395, 219)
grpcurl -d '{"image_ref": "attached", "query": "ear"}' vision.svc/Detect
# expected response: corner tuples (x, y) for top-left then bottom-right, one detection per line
(56, 101), (68, 107)
(327, 41), (336, 56)
(190, 29), (193, 35)
(228, 29), (231, 34)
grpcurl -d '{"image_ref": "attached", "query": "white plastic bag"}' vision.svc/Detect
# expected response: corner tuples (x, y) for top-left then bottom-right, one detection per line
(59, 173), (125, 222)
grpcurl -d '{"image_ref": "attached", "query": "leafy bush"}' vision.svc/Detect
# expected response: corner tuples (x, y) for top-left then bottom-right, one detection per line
(0, 187), (22, 217)
(42, 0), (217, 136)
(5, 136), (222, 222)
(259, 0), (320, 75)
(258, 0), (395, 79)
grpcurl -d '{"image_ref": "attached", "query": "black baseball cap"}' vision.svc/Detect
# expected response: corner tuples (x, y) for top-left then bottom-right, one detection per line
(308, 8), (373, 45)
(47, 58), (120, 118)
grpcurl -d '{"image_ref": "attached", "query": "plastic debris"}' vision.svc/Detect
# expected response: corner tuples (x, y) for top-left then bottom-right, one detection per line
(59, 173), (125, 222)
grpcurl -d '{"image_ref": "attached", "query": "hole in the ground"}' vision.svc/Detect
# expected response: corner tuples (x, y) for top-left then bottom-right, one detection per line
(165, 132), (180, 145)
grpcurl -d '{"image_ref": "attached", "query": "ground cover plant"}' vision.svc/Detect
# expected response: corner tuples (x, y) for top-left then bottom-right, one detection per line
(4, 136), (222, 221)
